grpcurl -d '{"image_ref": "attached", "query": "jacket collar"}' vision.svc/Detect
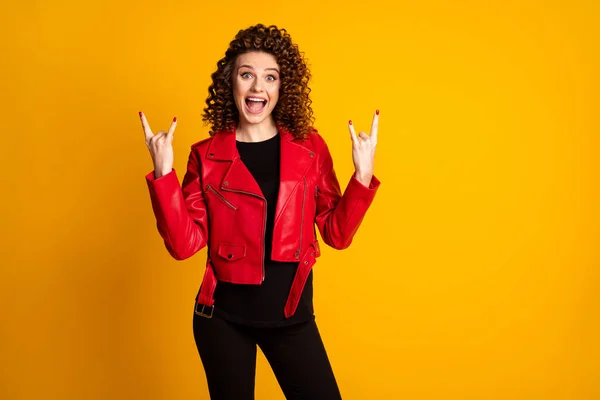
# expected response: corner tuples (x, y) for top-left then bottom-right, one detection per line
(205, 124), (316, 218)
(205, 124), (237, 161)
(205, 123), (299, 161)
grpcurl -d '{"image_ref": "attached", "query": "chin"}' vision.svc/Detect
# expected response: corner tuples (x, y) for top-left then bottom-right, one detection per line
(241, 111), (273, 125)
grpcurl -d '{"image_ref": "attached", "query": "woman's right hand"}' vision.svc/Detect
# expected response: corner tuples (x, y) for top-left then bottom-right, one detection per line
(139, 112), (177, 179)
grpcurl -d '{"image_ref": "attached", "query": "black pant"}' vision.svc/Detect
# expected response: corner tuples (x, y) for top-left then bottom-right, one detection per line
(192, 312), (342, 399)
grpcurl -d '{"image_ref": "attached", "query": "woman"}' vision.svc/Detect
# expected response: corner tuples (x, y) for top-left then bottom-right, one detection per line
(139, 24), (380, 399)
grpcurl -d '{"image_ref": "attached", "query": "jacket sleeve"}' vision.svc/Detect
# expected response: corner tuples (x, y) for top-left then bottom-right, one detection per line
(314, 133), (380, 250)
(145, 147), (209, 260)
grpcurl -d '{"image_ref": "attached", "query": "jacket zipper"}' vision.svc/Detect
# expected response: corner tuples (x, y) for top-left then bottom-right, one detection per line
(295, 177), (307, 259)
(222, 186), (267, 282)
(206, 184), (237, 210)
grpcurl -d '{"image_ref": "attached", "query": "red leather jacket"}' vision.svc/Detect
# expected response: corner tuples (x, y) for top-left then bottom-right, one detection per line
(145, 125), (380, 318)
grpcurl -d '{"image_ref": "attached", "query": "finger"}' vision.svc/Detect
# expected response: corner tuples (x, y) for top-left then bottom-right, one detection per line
(348, 120), (358, 145)
(150, 131), (166, 144)
(370, 110), (379, 145)
(359, 131), (369, 141)
(167, 117), (177, 140)
(139, 112), (153, 140)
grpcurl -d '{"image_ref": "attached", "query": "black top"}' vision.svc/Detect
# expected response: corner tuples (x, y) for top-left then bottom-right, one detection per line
(212, 132), (314, 327)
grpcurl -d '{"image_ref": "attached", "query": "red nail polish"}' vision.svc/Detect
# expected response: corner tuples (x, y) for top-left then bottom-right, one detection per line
(349, 120), (352, 125)
(376, 109), (379, 115)
(173, 117), (177, 122)
(139, 111), (142, 117)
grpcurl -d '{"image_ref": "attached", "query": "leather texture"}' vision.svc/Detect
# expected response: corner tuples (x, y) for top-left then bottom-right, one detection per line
(146, 125), (380, 317)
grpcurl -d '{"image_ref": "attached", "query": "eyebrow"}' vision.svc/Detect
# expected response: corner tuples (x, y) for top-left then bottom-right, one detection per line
(238, 64), (280, 74)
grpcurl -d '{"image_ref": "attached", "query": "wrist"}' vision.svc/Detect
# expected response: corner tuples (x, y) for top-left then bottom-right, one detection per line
(354, 171), (373, 187)
(154, 168), (172, 179)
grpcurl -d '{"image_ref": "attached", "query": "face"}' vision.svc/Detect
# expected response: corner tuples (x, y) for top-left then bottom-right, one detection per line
(232, 51), (281, 127)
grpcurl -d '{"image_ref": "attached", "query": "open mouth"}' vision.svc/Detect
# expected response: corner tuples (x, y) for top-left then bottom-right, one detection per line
(245, 97), (267, 114)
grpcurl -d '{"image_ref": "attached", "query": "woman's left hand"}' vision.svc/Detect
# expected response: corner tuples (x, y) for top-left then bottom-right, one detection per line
(349, 110), (379, 187)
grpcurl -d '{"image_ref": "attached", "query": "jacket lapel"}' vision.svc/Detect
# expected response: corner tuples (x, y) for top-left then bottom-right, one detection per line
(275, 127), (315, 221)
(205, 125), (315, 207)
(205, 128), (263, 198)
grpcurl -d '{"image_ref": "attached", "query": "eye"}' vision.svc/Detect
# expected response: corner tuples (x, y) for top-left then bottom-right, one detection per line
(241, 72), (252, 79)
(266, 75), (277, 82)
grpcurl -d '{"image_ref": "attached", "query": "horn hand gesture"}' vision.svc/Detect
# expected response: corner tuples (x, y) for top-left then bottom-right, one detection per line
(139, 112), (177, 179)
(349, 110), (379, 187)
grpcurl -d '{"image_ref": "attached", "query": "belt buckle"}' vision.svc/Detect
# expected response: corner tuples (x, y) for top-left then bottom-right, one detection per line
(195, 302), (214, 318)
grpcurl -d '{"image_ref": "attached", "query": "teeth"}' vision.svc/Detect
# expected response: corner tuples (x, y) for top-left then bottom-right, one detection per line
(247, 98), (266, 102)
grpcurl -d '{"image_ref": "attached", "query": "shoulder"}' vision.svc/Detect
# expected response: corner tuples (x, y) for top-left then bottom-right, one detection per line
(293, 129), (334, 172)
(190, 126), (235, 152)
(182, 136), (213, 165)
(188, 135), (215, 159)
(297, 128), (329, 152)
(190, 136), (213, 150)
(305, 129), (333, 161)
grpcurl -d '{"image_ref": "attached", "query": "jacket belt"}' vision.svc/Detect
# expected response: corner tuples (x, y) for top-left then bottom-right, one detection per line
(196, 258), (217, 307)
(284, 242), (318, 318)
(195, 242), (318, 319)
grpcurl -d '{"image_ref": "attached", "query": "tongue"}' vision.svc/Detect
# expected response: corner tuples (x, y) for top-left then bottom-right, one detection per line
(247, 100), (264, 113)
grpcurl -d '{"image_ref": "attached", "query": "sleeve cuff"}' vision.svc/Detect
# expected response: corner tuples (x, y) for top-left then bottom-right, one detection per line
(145, 169), (177, 185)
(350, 173), (381, 191)
(345, 173), (381, 203)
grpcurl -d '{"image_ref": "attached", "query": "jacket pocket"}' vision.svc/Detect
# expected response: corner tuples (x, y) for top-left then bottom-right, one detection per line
(217, 243), (246, 261)
(205, 184), (237, 210)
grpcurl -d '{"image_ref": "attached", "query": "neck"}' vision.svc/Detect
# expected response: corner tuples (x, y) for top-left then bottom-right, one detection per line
(236, 118), (278, 142)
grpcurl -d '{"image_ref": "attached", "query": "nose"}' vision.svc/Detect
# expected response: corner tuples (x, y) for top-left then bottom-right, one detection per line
(251, 77), (263, 92)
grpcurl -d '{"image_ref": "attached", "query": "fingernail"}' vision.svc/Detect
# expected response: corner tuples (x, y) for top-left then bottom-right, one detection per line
(173, 117), (177, 122)
(139, 111), (142, 117)
(349, 120), (352, 125)
(376, 109), (379, 115)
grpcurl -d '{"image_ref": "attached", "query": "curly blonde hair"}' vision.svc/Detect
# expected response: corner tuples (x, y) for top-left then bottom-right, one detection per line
(202, 24), (314, 139)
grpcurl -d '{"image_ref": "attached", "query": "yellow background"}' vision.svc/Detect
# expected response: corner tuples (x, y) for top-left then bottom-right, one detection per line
(2, 0), (598, 398)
